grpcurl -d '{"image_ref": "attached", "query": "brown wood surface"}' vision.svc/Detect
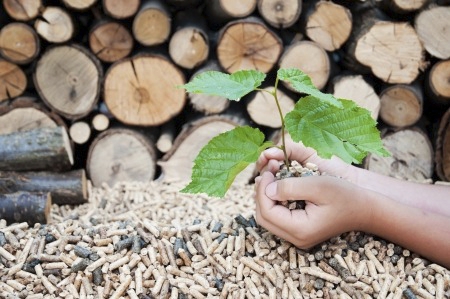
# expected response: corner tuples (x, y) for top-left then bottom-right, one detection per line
(0, 126), (73, 172)
(0, 169), (87, 205)
(62, 0), (97, 10)
(205, 0), (257, 28)
(0, 192), (51, 225)
(0, 22), (40, 64)
(3, 0), (42, 21)
(425, 59), (450, 106)
(132, 0), (171, 46)
(0, 59), (27, 102)
(102, 0), (140, 19)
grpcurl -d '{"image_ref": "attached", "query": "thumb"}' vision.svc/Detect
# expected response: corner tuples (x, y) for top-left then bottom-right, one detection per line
(265, 176), (329, 204)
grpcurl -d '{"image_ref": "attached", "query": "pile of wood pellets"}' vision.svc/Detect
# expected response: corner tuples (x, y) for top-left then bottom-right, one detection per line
(0, 180), (449, 298)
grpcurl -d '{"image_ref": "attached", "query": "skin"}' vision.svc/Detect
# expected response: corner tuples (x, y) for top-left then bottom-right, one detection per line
(254, 139), (450, 268)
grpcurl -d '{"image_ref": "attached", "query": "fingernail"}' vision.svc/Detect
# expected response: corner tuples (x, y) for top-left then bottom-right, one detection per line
(266, 182), (277, 198)
(265, 147), (279, 155)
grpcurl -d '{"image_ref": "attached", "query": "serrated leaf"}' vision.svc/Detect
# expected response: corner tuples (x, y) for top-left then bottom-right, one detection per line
(181, 126), (273, 197)
(181, 70), (266, 100)
(277, 68), (343, 108)
(285, 96), (390, 164)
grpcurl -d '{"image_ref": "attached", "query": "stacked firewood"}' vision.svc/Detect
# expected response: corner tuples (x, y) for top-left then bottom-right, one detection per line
(0, 0), (450, 220)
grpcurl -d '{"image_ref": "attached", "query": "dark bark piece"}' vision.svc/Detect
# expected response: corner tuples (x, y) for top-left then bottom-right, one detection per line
(0, 126), (73, 172)
(103, 54), (186, 126)
(331, 74), (380, 120)
(379, 83), (423, 128)
(257, 0), (302, 29)
(62, 0), (97, 10)
(425, 59), (450, 106)
(0, 59), (27, 102)
(436, 108), (450, 181)
(89, 20), (134, 63)
(216, 17), (283, 74)
(87, 128), (157, 187)
(34, 44), (102, 120)
(3, 0), (42, 21)
(415, 5), (450, 60)
(0, 22), (40, 65)
(0, 192), (51, 225)
(364, 128), (433, 182)
(246, 87), (295, 128)
(279, 40), (330, 90)
(204, 0), (257, 29)
(34, 6), (75, 43)
(0, 169), (88, 205)
(132, 0), (171, 46)
(304, 1), (352, 51)
(102, 0), (140, 19)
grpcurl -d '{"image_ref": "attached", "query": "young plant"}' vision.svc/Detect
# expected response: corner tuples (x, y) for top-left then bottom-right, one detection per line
(180, 68), (389, 197)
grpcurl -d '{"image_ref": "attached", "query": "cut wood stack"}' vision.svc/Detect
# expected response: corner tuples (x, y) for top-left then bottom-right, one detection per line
(0, 0), (449, 220)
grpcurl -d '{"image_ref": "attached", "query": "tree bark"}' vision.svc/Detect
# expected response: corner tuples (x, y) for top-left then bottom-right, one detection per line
(246, 86), (295, 128)
(257, 0), (302, 29)
(87, 128), (157, 187)
(102, 0), (140, 19)
(103, 53), (186, 126)
(216, 17), (284, 74)
(414, 5), (450, 60)
(34, 6), (75, 43)
(364, 128), (434, 182)
(0, 169), (88, 205)
(33, 44), (103, 120)
(2, 0), (42, 21)
(0, 126), (73, 172)
(0, 59), (27, 102)
(279, 40), (331, 91)
(0, 22), (40, 65)
(303, 0), (352, 52)
(89, 20), (134, 63)
(132, 0), (171, 46)
(435, 107), (450, 181)
(330, 74), (380, 120)
(204, 0), (257, 29)
(0, 192), (51, 225)
(379, 83), (423, 128)
(425, 59), (450, 106)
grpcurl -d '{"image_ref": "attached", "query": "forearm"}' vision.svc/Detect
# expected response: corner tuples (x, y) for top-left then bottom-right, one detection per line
(364, 192), (450, 268)
(354, 167), (450, 217)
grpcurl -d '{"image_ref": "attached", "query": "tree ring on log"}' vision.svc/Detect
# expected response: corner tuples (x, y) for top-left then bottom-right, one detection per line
(0, 22), (40, 65)
(257, 0), (302, 29)
(428, 60), (450, 100)
(3, 0), (42, 21)
(0, 59), (27, 102)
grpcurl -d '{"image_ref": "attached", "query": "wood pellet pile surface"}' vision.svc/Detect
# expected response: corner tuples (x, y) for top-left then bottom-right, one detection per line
(0, 180), (449, 299)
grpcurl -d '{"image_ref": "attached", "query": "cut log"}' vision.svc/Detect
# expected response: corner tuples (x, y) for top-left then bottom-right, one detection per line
(379, 83), (423, 128)
(331, 74), (380, 120)
(2, 0), (42, 21)
(102, 0), (140, 19)
(169, 10), (209, 69)
(34, 44), (103, 120)
(89, 20), (134, 63)
(34, 6), (75, 43)
(87, 128), (157, 187)
(204, 0), (257, 29)
(158, 115), (255, 184)
(246, 86), (295, 128)
(436, 108), (450, 181)
(62, 0), (97, 10)
(425, 59), (450, 106)
(0, 192), (51, 225)
(216, 17), (283, 74)
(132, 0), (171, 46)
(91, 113), (110, 132)
(103, 54), (186, 126)
(380, 0), (429, 14)
(0, 22), (40, 65)
(279, 40), (330, 91)
(304, 1), (352, 52)
(0, 126), (73, 172)
(354, 21), (425, 84)
(415, 5), (450, 60)
(188, 61), (230, 114)
(156, 120), (176, 153)
(257, 0), (302, 29)
(364, 128), (434, 182)
(0, 169), (88, 205)
(69, 121), (91, 144)
(0, 59), (27, 102)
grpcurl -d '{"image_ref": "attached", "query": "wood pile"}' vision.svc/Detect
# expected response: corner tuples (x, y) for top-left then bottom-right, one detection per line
(0, 0), (450, 223)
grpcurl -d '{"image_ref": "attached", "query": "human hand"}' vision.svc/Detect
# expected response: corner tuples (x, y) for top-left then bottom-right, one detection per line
(253, 171), (374, 249)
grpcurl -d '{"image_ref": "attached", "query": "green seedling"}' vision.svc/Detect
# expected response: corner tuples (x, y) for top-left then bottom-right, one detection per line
(179, 68), (390, 197)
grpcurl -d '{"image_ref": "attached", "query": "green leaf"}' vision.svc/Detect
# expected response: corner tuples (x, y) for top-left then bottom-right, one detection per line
(181, 70), (266, 100)
(277, 68), (343, 108)
(285, 96), (390, 164)
(181, 126), (273, 197)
